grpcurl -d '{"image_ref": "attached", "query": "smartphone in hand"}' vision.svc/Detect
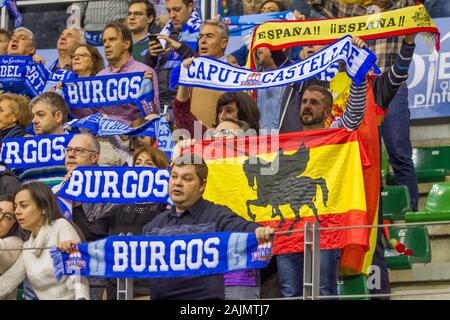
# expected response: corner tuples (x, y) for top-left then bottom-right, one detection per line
(149, 34), (162, 47)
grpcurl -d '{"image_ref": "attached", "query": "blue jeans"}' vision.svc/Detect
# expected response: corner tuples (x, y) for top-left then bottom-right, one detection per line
(381, 84), (419, 211)
(276, 249), (340, 298)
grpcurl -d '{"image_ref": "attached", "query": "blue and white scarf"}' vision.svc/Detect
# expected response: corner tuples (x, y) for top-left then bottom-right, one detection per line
(159, 8), (202, 70)
(65, 113), (158, 137)
(57, 196), (73, 221)
(57, 166), (170, 204)
(0, 0), (22, 27)
(0, 55), (49, 97)
(0, 134), (72, 169)
(43, 69), (77, 93)
(60, 72), (155, 116)
(222, 10), (296, 37)
(156, 114), (175, 159)
(50, 232), (272, 280)
(84, 31), (103, 47)
(178, 35), (380, 90)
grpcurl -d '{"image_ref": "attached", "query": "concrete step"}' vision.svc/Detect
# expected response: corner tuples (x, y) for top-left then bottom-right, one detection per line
(391, 281), (450, 300)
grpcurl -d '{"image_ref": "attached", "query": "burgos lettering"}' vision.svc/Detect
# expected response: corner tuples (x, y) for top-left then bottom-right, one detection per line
(112, 238), (220, 273)
(0, 135), (67, 166)
(65, 168), (169, 200)
(65, 74), (142, 106)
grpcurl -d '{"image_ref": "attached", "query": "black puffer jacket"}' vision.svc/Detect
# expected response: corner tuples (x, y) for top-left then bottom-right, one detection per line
(0, 166), (21, 197)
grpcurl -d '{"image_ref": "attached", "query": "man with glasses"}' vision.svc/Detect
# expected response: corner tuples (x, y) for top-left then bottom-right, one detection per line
(53, 133), (113, 233)
(97, 21), (159, 124)
(53, 133), (112, 300)
(49, 27), (86, 72)
(127, 0), (160, 63)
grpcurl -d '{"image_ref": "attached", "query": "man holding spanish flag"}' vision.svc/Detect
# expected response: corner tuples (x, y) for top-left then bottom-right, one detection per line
(273, 36), (369, 298)
(269, 31), (417, 298)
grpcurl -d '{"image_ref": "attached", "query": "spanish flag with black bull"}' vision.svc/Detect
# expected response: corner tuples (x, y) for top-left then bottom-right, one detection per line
(191, 128), (372, 272)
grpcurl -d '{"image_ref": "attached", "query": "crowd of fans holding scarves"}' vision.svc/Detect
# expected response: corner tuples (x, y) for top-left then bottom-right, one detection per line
(0, 0), (443, 300)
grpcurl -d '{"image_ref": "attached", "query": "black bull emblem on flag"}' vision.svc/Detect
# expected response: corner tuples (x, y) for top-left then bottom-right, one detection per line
(243, 143), (328, 229)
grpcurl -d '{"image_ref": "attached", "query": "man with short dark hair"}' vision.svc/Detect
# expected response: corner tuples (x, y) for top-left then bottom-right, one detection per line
(143, 154), (274, 300)
(30, 92), (69, 136)
(127, 0), (160, 63)
(96, 22), (159, 124)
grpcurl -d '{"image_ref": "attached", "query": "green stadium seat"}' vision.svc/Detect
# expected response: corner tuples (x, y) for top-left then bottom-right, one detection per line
(385, 226), (431, 270)
(381, 185), (411, 221)
(386, 146), (450, 185)
(16, 288), (24, 300)
(405, 182), (450, 223)
(412, 146), (450, 183)
(338, 275), (369, 300)
(381, 146), (389, 180)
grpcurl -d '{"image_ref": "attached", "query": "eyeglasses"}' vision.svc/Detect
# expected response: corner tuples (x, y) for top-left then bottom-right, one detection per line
(66, 147), (98, 156)
(127, 11), (146, 17)
(71, 53), (92, 59)
(0, 208), (15, 222)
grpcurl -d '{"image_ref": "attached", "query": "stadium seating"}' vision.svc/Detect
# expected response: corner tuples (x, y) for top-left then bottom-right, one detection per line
(405, 182), (450, 222)
(385, 226), (431, 270)
(387, 146), (450, 185)
(381, 185), (411, 221)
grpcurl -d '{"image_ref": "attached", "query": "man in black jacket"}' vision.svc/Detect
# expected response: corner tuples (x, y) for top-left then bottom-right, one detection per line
(143, 154), (274, 300)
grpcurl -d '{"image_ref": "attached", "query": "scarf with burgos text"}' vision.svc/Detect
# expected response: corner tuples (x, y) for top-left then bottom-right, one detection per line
(0, 134), (72, 169)
(177, 35), (379, 91)
(56, 166), (170, 204)
(50, 232), (272, 280)
(60, 72), (156, 116)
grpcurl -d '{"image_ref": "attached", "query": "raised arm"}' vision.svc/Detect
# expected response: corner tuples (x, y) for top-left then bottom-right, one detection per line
(173, 58), (207, 137)
(372, 33), (417, 108)
(304, 0), (367, 18)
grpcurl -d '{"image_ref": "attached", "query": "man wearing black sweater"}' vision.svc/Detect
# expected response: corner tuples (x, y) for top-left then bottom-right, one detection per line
(142, 154), (274, 300)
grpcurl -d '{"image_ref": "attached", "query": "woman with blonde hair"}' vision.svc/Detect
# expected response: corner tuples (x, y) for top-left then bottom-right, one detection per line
(0, 93), (31, 138)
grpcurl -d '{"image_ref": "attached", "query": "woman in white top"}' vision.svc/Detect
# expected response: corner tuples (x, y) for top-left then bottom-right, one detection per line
(0, 182), (90, 300)
(0, 195), (28, 300)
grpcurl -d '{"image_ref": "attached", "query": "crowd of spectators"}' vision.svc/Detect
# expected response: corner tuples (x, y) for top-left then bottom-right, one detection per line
(0, 0), (437, 300)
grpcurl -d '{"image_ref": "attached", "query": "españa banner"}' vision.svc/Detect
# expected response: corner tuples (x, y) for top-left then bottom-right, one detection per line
(196, 129), (370, 265)
(247, 4), (440, 69)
